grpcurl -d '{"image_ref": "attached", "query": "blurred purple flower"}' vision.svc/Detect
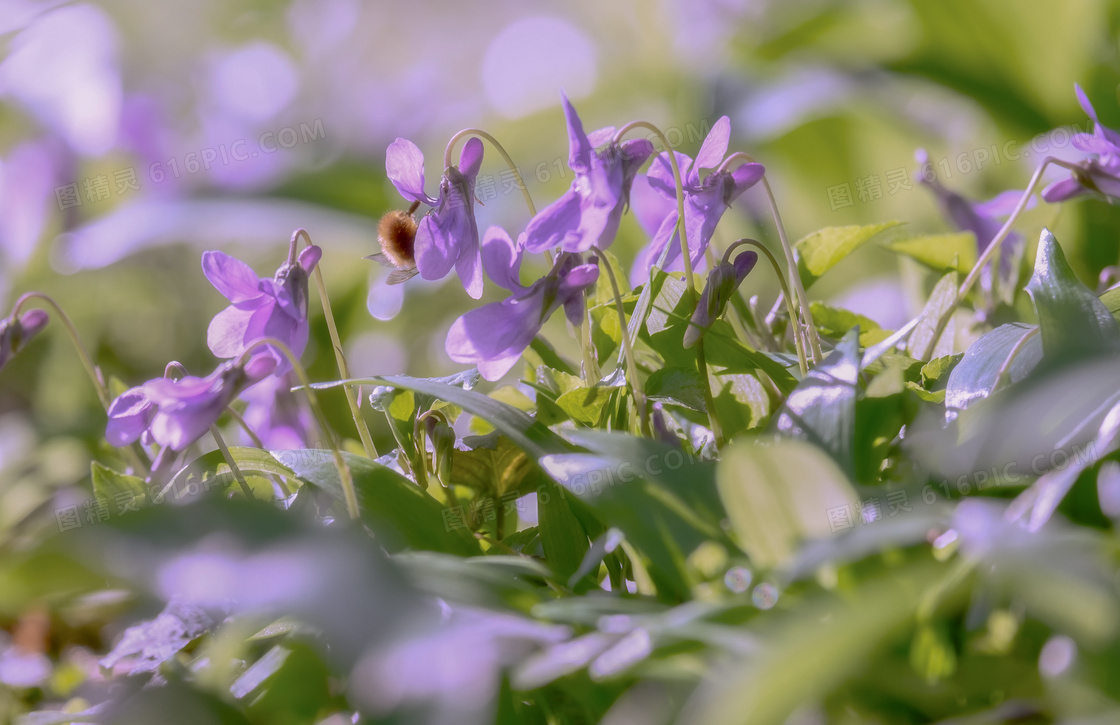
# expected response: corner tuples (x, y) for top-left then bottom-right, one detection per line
(522, 93), (654, 255)
(916, 149), (1031, 253)
(446, 226), (598, 381)
(685, 249), (757, 348)
(0, 309), (48, 371)
(386, 136), (485, 298)
(1043, 84), (1120, 203)
(629, 116), (764, 282)
(107, 356), (276, 452)
(203, 245), (321, 374)
(239, 373), (313, 450)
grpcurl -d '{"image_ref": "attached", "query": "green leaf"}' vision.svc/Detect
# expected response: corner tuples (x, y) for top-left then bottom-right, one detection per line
(645, 366), (706, 411)
(537, 472), (590, 582)
(1026, 228), (1120, 365)
(809, 302), (890, 346)
(716, 438), (859, 569)
(272, 449), (479, 556)
(710, 371), (771, 437)
(945, 323), (1041, 411)
(906, 270), (959, 361)
(450, 432), (532, 497)
(886, 232), (977, 273)
(163, 447), (295, 502)
(91, 461), (147, 510)
(794, 221), (901, 288)
(555, 384), (616, 426)
(772, 328), (860, 476)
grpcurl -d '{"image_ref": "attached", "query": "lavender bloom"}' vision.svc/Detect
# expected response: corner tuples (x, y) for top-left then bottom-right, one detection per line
(916, 148), (1031, 254)
(684, 250), (758, 348)
(204, 244), (321, 374)
(0, 309), (49, 371)
(386, 136), (485, 298)
(1043, 84), (1120, 203)
(107, 356), (276, 452)
(446, 226), (598, 381)
(239, 373), (313, 450)
(629, 116), (765, 281)
(522, 93), (654, 254)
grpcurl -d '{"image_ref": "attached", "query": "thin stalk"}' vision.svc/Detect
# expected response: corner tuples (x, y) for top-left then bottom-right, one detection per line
(209, 424), (255, 500)
(592, 247), (650, 436)
(444, 128), (537, 216)
(224, 404), (264, 448)
(291, 229), (377, 460)
(726, 239), (808, 375)
(239, 338), (360, 520)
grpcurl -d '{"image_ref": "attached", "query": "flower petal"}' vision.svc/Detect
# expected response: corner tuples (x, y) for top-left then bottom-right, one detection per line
(694, 116), (731, 174)
(629, 175), (677, 238)
(413, 214), (457, 281)
(105, 387), (154, 447)
(480, 226), (523, 292)
(207, 305), (255, 358)
(445, 292), (546, 381)
(202, 251), (262, 303)
(974, 189), (1034, 218)
(298, 244), (322, 273)
(561, 92), (593, 172)
(1042, 177), (1086, 203)
(523, 190), (584, 253)
(459, 137), (484, 179)
(727, 162), (765, 200)
(456, 243), (484, 300)
(386, 138), (435, 205)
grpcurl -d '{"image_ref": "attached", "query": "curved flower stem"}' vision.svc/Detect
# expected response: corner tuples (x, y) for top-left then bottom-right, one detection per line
(725, 239), (809, 375)
(209, 424), (255, 500)
(717, 154), (822, 364)
(444, 129), (537, 216)
(592, 247), (650, 437)
(11, 292), (110, 410)
(914, 157), (1073, 359)
(291, 229), (377, 460)
(238, 338), (360, 520)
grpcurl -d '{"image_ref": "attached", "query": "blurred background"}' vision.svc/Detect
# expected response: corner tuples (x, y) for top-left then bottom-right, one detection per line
(3, 0), (1120, 478)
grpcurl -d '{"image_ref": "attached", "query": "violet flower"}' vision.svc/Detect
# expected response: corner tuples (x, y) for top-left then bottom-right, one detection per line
(915, 149), (1031, 254)
(629, 116), (765, 281)
(203, 244), (321, 374)
(684, 249), (758, 348)
(522, 93), (654, 254)
(386, 136), (485, 298)
(0, 309), (49, 371)
(1043, 84), (1120, 203)
(239, 372), (313, 450)
(106, 356), (276, 452)
(445, 226), (599, 381)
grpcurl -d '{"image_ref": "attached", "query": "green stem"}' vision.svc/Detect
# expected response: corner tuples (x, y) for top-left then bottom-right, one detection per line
(291, 229), (378, 460)
(238, 338), (360, 520)
(592, 247), (650, 436)
(725, 239), (808, 375)
(209, 424), (255, 500)
(444, 128), (537, 216)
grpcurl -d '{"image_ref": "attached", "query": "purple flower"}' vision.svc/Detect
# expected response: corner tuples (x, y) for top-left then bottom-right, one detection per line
(0, 309), (49, 371)
(239, 372), (313, 450)
(684, 249), (758, 348)
(445, 226), (599, 381)
(1043, 84), (1120, 203)
(203, 245), (321, 374)
(629, 116), (765, 281)
(522, 94), (654, 255)
(916, 149), (1032, 253)
(386, 136), (485, 298)
(106, 356), (276, 452)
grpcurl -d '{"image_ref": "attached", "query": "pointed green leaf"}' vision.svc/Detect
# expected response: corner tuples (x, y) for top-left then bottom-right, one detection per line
(945, 323), (1041, 411)
(886, 232), (977, 273)
(795, 221), (901, 287)
(906, 270), (959, 361)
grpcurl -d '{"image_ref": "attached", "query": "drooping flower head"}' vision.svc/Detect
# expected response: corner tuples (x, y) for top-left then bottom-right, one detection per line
(1043, 84), (1120, 203)
(446, 226), (599, 381)
(522, 93), (654, 255)
(630, 116), (765, 282)
(915, 149), (1032, 253)
(684, 249), (758, 348)
(239, 372), (314, 450)
(106, 355), (276, 452)
(0, 308), (48, 371)
(386, 136), (485, 298)
(203, 244), (321, 375)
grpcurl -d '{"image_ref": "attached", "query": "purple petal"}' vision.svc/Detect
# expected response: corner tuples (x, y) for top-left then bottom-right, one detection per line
(694, 116), (731, 174)
(1076, 83), (1098, 122)
(207, 305), (256, 358)
(1072, 132), (1118, 156)
(243, 353), (279, 382)
(561, 92), (593, 172)
(106, 387), (154, 447)
(480, 226), (523, 292)
(298, 244), (322, 273)
(202, 251), (263, 303)
(1042, 177), (1087, 203)
(629, 175), (677, 238)
(386, 138), (434, 205)
(413, 214), (456, 281)
(19, 309), (49, 337)
(645, 150), (695, 196)
(445, 293), (546, 381)
(459, 137), (484, 179)
(586, 126), (617, 147)
(455, 244), (484, 300)
(523, 190), (584, 253)
(728, 162), (765, 200)
(974, 190), (1033, 218)
(732, 250), (759, 283)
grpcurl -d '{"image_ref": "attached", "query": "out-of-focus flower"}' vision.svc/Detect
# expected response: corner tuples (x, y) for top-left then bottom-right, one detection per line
(386, 136), (485, 298)
(0, 139), (67, 270)
(203, 245), (321, 374)
(0, 309), (49, 371)
(1043, 84), (1120, 203)
(916, 149), (1032, 254)
(446, 226), (598, 381)
(239, 373), (313, 450)
(684, 249), (757, 348)
(629, 116), (764, 281)
(523, 93), (653, 255)
(107, 356), (276, 452)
